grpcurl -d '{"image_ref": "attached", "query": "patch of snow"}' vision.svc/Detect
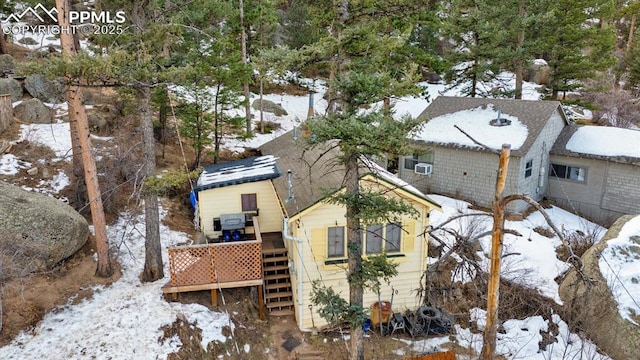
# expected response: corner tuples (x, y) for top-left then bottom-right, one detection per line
(599, 215), (640, 325)
(566, 126), (640, 158)
(20, 123), (73, 161)
(416, 104), (529, 151)
(0, 154), (31, 175)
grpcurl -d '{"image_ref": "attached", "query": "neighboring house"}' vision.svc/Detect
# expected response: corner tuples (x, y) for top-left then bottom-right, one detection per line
(548, 125), (640, 225)
(397, 96), (568, 214)
(259, 131), (442, 331)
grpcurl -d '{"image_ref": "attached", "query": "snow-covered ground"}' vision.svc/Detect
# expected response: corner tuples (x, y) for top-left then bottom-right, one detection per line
(1, 74), (637, 359)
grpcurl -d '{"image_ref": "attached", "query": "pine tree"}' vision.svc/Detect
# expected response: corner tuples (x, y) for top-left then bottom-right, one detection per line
(300, 1), (427, 358)
(532, 0), (616, 99)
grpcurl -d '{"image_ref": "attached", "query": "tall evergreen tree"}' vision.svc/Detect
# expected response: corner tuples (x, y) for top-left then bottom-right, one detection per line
(300, 1), (427, 358)
(533, 0), (616, 99)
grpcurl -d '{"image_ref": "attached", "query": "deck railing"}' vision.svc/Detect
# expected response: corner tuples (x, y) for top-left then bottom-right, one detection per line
(167, 217), (263, 287)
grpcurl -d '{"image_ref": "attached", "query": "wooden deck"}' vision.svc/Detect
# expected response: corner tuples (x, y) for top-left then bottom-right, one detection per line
(162, 217), (284, 319)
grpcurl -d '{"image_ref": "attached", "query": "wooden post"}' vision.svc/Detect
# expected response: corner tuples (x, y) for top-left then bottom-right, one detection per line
(0, 94), (12, 135)
(211, 289), (217, 307)
(480, 144), (511, 360)
(257, 285), (265, 320)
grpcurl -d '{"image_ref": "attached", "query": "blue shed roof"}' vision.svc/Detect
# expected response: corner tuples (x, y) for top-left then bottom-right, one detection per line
(194, 155), (281, 192)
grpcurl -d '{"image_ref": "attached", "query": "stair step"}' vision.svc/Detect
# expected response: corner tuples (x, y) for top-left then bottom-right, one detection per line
(263, 255), (289, 263)
(265, 282), (291, 291)
(266, 291), (293, 300)
(262, 248), (288, 256)
(263, 264), (289, 272)
(264, 273), (291, 281)
(268, 309), (295, 316)
(266, 300), (294, 309)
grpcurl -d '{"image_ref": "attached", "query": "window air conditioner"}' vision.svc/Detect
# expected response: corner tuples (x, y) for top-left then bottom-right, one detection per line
(414, 163), (433, 175)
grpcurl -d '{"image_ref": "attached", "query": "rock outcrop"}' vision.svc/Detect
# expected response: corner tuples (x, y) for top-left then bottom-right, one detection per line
(251, 99), (288, 116)
(0, 78), (23, 102)
(24, 74), (65, 103)
(559, 215), (640, 360)
(13, 98), (53, 124)
(0, 182), (89, 278)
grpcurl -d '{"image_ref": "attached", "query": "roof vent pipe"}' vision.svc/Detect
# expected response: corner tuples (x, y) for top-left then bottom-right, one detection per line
(489, 108), (511, 126)
(286, 170), (294, 202)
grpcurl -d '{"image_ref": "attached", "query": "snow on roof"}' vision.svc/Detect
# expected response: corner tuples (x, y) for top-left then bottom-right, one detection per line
(195, 155), (281, 191)
(599, 215), (640, 325)
(565, 126), (640, 159)
(416, 104), (529, 151)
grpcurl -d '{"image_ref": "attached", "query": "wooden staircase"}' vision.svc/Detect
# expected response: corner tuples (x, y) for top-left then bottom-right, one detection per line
(262, 247), (295, 316)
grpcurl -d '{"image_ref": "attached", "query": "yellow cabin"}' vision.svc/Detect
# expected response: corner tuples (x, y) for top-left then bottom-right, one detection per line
(165, 132), (441, 331)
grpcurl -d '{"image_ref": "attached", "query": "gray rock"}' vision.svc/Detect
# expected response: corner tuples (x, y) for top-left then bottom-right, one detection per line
(0, 54), (16, 75)
(13, 98), (53, 124)
(24, 74), (65, 103)
(88, 112), (107, 132)
(524, 61), (550, 85)
(559, 215), (640, 360)
(0, 182), (89, 277)
(251, 99), (288, 116)
(0, 78), (23, 102)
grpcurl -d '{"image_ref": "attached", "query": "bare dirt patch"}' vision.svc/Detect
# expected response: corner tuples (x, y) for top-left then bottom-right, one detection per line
(0, 238), (122, 347)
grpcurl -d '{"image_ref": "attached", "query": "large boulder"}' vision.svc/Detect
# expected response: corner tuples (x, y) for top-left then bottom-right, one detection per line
(24, 74), (65, 103)
(251, 99), (288, 116)
(0, 54), (16, 76)
(559, 215), (640, 360)
(0, 182), (89, 277)
(13, 98), (53, 124)
(0, 78), (24, 102)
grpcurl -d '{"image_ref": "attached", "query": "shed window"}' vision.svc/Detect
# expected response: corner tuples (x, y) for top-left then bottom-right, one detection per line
(550, 164), (586, 182)
(524, 159), (533, 178)
(241, 193), (257, 212)
(327, 226), (345, 258)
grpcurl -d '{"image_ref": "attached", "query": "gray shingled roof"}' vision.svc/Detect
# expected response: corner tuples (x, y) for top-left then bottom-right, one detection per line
(416, 96), (567, 156)
(259, 131), (440, 217)
(551, 126), (640, 165)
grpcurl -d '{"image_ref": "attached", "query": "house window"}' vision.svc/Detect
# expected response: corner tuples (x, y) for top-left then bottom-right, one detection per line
(524, 159), (533, 178)
(385, 222), (402, 253)
(327, 226), (345, 258)
(241, 193), (257, 212)
(365, 224), (384, 254)
(550, 164), (586, 182)
(403, 152), (433, 170)
(365, 222), (402, 254)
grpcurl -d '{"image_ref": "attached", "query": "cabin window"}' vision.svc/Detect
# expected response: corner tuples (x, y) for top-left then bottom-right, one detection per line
(327, 226), (345, 258)
(550, 164), (586, 182)
(386, 222), (402, 252)
(365, 222), (402, 254)
(241, 193), (257, 212)
(365, 224), (384, 254)
(403, 152), (433, 170)
(524, 159), (533, 178)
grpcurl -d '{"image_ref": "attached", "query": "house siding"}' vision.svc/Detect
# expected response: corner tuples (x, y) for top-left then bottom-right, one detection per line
(197, 180), (283, 239)
(400, 149), (526, 211)
(547, 155), (640, 226)
(287, 194), (431, 330)
(517, 110), (566, 201)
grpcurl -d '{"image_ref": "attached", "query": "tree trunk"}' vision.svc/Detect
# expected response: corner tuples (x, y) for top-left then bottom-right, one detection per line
(131, 0), (163, 282)
(239, 0), (251, 135)
(628, 14), (636, 55)
(480, 144), (511, 360)
(345, 152), (364, 360)
(514, 0), (525, 100)
(0, 33), (7, 55)
(139, 85), (163, 282)
(56, 0), (113, 278)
